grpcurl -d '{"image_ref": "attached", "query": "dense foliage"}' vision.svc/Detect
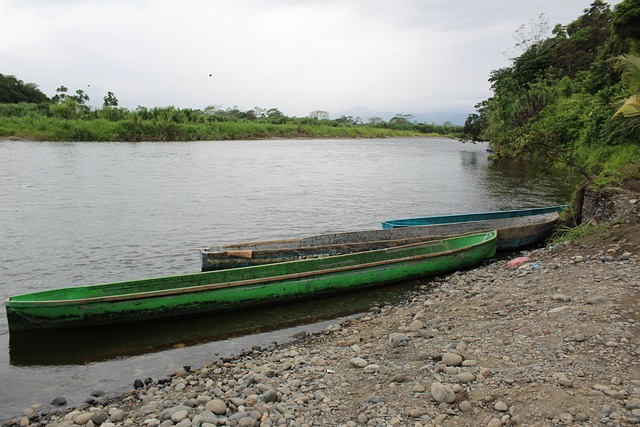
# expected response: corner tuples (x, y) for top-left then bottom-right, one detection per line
(0, 80), (463, 142)
(464, 0), (640, 185)
(0, 73), (48, 104)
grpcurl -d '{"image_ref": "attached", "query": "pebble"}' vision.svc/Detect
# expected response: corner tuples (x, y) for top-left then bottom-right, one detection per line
(458, 401), (473, 412)
(494, 401), (508, 412)
(349, 357), (368, 368)
(586, 296), (607, 304)
(456, 372), (475, 383)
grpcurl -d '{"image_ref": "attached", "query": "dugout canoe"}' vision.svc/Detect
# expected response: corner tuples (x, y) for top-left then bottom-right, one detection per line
(202, 227), (468, 271)
(201, 209), (563, 271)
(381, 205), (567, 250)
(5, 230), (497, 331)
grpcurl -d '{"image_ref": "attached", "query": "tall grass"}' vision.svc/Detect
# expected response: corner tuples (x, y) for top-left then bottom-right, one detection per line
(0, 103), (462, 142)
(577, 143), (640, 186)
(0, 116), (443, 142)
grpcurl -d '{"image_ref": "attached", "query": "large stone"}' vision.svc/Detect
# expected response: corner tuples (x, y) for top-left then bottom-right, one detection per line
(91, 411), (109, 424)
(431, 382), (456, 403)
(409, 320), (424, 331)
(50, 396), (67, 406)
(171, 409), (189, 423)
(442, 353), (463, 366)
(159, 406), (193, 422)
(109, 409), (126, 422)
(74, 412), (93, 425)
(457, 372), (476, 383)
(206, 399), (227, 415)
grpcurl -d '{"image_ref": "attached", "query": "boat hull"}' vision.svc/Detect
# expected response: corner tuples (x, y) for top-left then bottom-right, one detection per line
(381, 205), (566, 228)
(381, 206), (566, 250)
(201, 211), (560, 271)
(6, 231), (497, 331)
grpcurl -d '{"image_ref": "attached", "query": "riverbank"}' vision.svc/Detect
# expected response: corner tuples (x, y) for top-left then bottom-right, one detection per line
(4, 214), (639, 426)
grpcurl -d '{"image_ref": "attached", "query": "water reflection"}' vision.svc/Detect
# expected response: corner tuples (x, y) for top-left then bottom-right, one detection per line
(9, 280), (421, 366)
(484, 159), (579, 209)
(459, 149), (482, 169)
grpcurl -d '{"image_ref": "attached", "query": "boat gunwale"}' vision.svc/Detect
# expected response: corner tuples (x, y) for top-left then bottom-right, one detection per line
(381, 205), (567, 228)
(7, 231), (497, 307)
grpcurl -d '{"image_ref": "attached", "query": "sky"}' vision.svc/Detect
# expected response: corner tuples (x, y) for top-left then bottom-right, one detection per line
(0, 0), (623, 123)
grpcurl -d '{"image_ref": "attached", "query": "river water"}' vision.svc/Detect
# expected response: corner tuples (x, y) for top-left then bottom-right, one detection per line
(0, 138), (575, 418)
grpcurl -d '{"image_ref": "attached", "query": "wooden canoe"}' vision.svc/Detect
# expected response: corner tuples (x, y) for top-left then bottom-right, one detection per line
(202, 227), (472, 271)
(381, 205), (567, 228)
(381, 205), (567, 250)
(200, 209), (562, 271)
(5, 230), (497, 331)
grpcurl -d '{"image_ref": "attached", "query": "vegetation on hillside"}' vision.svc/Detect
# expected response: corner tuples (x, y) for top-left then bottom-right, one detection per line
(0, 77), (463, 142)
(464, 0), (640, 187)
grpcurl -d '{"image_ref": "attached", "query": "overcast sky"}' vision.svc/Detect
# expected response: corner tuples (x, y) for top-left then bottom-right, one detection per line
(0, 0), (623, 122)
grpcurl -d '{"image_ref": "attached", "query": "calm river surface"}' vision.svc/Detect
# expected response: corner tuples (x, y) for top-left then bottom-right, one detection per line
(0, 138), (575, 418)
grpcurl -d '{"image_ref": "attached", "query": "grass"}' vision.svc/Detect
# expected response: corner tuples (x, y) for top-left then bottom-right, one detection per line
(550, 218), (623, 245)
(578, 144), (640, 187)
(0, 116), (449, 142)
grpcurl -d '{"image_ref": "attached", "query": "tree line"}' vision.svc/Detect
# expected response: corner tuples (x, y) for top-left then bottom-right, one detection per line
(0, 75), (463, 141)
(463, 0), (640, 186)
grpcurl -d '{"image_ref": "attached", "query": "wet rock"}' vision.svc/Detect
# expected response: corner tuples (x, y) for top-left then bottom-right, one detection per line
(50, 396), (67, 406)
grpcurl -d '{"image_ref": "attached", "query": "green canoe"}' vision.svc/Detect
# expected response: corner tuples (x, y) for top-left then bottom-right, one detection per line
(5, 230), (497, 331)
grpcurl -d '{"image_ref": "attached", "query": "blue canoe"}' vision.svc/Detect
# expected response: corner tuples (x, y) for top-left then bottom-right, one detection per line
(381, 205), (568, 251)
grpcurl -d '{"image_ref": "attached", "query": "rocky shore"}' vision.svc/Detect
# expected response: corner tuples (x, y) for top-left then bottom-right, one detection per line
(4, 218), (640, 427)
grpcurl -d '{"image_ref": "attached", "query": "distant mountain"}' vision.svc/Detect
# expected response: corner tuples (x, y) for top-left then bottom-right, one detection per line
(332, 106), (468, 126)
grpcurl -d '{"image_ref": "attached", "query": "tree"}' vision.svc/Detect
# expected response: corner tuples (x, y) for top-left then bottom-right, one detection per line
(266, 108), (287, 124)
(103, 91), (119, 108)
(51, 85), (69, 103)
(0, 74), (49, 103)
(335, 115), (356, 125)
(611, 0), (640, 43)
(389, 114), (414, 126)
(70, 89), (90, 113)
(309, 110), (330, 120)
(612, 54), (640, 128)
(506, 13), (551, 59)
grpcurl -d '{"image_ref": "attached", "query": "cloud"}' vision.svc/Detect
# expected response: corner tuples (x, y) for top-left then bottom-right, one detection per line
(0, 0), (622, 122)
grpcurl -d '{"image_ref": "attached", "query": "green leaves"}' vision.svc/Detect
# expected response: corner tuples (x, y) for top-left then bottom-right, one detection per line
(612, 54), (640, 127)
(471, 0), (640, 185)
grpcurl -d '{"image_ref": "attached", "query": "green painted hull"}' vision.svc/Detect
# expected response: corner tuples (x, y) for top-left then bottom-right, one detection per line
(5, 230), (496, 331)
